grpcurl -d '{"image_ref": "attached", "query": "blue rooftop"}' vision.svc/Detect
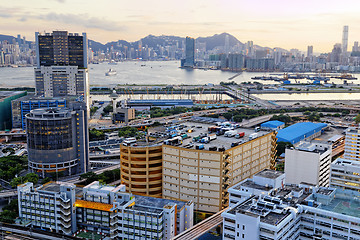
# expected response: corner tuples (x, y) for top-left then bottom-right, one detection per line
(276, 122), (328, 144)
(261, 120), (285, 129)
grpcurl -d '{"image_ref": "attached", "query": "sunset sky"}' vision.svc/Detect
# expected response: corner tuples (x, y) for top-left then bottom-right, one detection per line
(1, 0), (360, 52)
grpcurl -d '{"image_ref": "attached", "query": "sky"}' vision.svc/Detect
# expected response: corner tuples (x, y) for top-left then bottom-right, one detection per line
(1, 0), (360, 52)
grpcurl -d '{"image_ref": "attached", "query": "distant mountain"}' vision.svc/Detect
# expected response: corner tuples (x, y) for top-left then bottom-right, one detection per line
(1, 32), (289, 54)
(88, 33), (243, 52)
(196, 33), (243, 51)
(0, 34), (33, 46)
(0, 34), (16, 43)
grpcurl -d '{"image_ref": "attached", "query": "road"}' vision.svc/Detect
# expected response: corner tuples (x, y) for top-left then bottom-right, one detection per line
(172, 208), (227, 240)
(240, 112), (303, 128)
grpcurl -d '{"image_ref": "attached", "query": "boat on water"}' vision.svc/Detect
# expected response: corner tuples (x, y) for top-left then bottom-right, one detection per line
(334, 74), (357, 80)
(105, 69), (117, 76)
(108, 60), (117, 65)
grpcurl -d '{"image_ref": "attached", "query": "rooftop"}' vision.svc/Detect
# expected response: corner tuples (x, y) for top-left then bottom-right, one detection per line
(318, 189), (360, 218)
(0, 91), (25, 101)
(332, 158), (360, 168)
(165, 120), (268, 151)
(255, 169), (284, 179)
(261, 120), (285, 128)
(277, 122), (328, 144)
(135, 195), (189, 211)
(230, 196), (291, 226)
(233, 179), (273, 192)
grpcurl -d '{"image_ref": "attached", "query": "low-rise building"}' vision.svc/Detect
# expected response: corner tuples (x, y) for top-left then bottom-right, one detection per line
(260, 120), (285, 131)
(276, 122), (328, 145)
(330, 158), (360, 192)
(18, 181), (193, 239)
(222, 170), (360, 240)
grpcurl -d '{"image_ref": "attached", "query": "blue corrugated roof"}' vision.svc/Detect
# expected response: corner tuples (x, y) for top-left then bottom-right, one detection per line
(276, 122), (328, 144)
(261, 120), (285, 128)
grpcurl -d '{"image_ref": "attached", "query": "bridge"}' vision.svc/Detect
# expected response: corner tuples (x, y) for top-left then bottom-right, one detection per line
(0, 223), (81, 240)
(0, 190), (17, 198)
(172, 208), (227, 240)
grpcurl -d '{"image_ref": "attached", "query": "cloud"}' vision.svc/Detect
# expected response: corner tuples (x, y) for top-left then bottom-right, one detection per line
(39, 13), (127, 32)
(18, 17), (27, 22)
(0, 12), (12, 18)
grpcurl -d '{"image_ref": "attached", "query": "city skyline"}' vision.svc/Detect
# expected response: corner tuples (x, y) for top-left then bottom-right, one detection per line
(2, 0), (360, 52)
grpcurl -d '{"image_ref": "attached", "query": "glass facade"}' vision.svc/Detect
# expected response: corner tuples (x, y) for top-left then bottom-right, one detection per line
(38, 36), (54, 66)
(68, 36), (84, 68)
(27, 118), (73, 150)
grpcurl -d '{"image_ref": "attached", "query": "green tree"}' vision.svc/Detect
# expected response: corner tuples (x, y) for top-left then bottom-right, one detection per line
(276, 142), (294, 156)
(80, 172), (98, 185)
(10, 176), (25, 188)
(41, 177), (52, 185)
(355, 114), (360, 123)
(102, 104), (113, 116)
(25, 173), (39, 185)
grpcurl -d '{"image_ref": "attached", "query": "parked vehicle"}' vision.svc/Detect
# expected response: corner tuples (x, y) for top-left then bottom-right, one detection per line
(235, 132), (245, 139)
(224, 130), (237, 137)
(208, 133), (217, 141)
(249, 133), (259, 140)
(196, 144), (204, 150)
(201, 137), (209, 143)
(123, 138), (136, 146)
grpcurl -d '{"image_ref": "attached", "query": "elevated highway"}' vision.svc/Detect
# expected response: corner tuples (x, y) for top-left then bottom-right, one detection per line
(172, 208), (227, 240)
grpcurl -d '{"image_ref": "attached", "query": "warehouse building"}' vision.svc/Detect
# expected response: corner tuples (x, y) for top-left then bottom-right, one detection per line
(276, 122), (328, 145)
(260, 120), (285, 131)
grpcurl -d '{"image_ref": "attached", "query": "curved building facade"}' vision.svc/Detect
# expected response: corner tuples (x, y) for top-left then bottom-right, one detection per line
(120, 144), (162, 197)
(26, 105), (88, 177)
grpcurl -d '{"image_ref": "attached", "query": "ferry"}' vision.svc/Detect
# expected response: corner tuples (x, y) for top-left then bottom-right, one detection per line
(105, 69), (117, 76)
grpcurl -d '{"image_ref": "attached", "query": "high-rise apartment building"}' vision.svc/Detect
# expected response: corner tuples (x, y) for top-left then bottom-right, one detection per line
(35, 31), (89, 106)
(183, 37), (195, 67)
(26, 103), (89, 177)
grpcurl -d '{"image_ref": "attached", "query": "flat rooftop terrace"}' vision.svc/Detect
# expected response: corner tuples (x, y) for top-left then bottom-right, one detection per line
(318, 190), (360, 218)
(230, 197), (291, 226)
(170, 120), (269, 151)
(232, 179), (273, 192)
(135, 195), (188, 211)
(255, 169), (284, 179)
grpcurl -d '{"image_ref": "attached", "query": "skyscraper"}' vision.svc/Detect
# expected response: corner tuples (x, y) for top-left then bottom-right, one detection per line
(183, 36), (195, 67)
(26, 102), (89, 177)
(224, 34), (230, 54)
(35, 31), (89, 106)
(352, 41), (359, 52)
(342, 25), (349, 54)
(307, 45), (313, 58)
